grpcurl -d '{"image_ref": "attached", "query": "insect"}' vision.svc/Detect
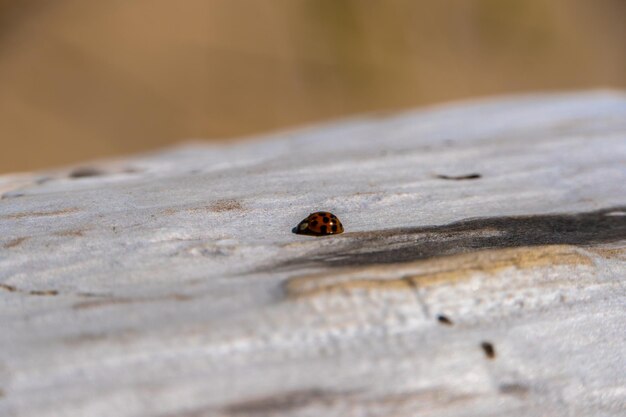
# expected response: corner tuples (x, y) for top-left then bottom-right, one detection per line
(294, 212), (344, 236)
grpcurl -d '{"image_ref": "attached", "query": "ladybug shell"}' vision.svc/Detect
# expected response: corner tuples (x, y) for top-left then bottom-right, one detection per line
(295, 212), (344, 236)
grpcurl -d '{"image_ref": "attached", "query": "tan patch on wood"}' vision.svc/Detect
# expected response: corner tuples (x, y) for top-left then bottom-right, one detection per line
(54, 229), (86, 237)
(3, 237), (27, 248)
(375, 389), (478, 407)
(161, 200), (243, 216)
(73, 297), (135, 310)
(0, 284), (59, 296)
(28, 289), (59, 296)
(4, 207), (80, 219)
(208, 199), (243, 212)
(587, 247), (626, 259)
(0, 283), (17, 292)
(73, 293), (193, 310)
(284, 245), (595, 298)
(1, 283), (59, 296)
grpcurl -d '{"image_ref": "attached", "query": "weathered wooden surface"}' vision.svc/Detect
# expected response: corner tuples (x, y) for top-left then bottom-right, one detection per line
(1, 91), (625, 417)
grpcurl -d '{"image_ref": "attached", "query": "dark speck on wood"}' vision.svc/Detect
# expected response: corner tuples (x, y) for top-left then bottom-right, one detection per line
(69, 167), (106, 178)
(436, 173), (482, 180)
(481, 341), (496, 359)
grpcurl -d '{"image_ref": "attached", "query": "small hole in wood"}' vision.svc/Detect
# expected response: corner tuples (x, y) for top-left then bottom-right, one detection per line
(436, 314), (453, 325)
(69, 167), (105, 178)
(436, 173), (482, 180)
(481, 341), (496, 359)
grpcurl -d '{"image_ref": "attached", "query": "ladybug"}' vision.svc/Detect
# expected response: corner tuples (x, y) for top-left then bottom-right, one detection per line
(294, 211), (344, 236)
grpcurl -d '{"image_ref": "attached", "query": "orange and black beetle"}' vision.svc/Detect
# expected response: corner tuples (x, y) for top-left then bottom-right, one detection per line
(294, 212), (344, 236)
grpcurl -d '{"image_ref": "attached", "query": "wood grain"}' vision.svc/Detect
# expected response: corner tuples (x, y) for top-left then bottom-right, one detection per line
(0, 92), (625, 417)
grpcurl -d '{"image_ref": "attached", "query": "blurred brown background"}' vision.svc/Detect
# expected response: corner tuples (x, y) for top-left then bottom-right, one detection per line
(0, 0), (624, 173)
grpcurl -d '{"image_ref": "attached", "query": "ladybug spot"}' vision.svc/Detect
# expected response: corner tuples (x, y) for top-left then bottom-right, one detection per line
(320, 225), (327, 234)
(310, 220), (318, 227)
(331, 225), (338, 232)
(323, 216), (330, 223)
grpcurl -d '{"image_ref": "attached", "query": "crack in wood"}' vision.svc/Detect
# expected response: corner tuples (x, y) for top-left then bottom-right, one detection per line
(277, 206), (626, 270)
